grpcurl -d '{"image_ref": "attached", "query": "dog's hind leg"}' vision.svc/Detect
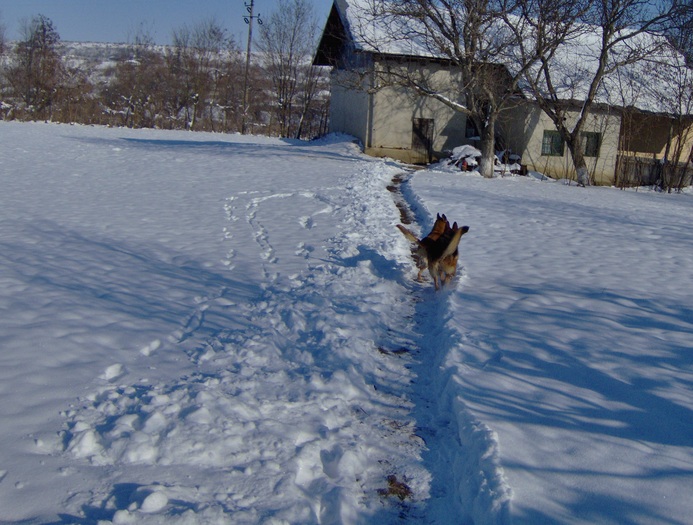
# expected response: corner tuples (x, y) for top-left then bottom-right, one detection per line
(429, 263), (441, 290)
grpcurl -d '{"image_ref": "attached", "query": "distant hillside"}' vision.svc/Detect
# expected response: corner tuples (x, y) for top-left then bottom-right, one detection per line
(58, 41), (168, 72)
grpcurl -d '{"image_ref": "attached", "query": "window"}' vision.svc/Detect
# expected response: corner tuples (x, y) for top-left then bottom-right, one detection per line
(465, 117), (479, 139)
(542, 130), (564, 156)
(581, 132), (601, 157)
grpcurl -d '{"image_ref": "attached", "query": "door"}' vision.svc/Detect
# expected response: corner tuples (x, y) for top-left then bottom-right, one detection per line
(412, 118), (434, 164)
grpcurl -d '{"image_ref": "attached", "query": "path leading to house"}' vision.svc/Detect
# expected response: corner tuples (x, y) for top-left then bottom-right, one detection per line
(390, 173), (513, 525)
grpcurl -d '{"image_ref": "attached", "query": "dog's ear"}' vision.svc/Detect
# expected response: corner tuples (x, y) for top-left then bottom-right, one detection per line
(452, 221), (458, 230)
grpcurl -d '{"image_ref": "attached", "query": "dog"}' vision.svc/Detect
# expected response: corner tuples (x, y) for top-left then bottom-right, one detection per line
(397, 213), (448, 281)
(397, 214), (469, 289)
(438, 220), (469, 286)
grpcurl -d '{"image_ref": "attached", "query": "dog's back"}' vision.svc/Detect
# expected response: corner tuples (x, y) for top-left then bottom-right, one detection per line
(397, 214), (469, 289)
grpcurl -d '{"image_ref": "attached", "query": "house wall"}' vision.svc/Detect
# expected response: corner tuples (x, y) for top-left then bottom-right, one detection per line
(366, 60), (467, 163)
(499, 102), (622, 185)
(329, 69), (371, 146)
(328, 59), (468, 164)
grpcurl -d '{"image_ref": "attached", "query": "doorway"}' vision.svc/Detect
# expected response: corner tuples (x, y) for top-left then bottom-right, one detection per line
(412, 118), (434, 164)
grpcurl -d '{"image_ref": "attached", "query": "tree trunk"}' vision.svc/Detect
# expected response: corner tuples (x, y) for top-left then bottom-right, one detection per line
(295, 110), (306, 140)
(477, 119), (496, 179)
(568, 135), (589, 186)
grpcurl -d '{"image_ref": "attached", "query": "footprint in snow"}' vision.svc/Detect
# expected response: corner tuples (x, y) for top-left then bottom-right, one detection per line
(295, 242), (314, 259)
(100, 363), (125, 381)
(139, 339), (161, 357)
(299, 216), (315, 229)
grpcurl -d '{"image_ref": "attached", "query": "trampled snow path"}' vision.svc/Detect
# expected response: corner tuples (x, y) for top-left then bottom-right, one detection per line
(393, 176), (512, 525)
(1, 122), (504, 523)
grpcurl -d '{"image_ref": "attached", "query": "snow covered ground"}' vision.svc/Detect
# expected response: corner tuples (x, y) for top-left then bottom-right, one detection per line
(0, 121), (691, 524)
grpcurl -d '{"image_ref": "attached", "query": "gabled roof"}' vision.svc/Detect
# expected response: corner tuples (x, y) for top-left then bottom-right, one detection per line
(313, 3), (347, 66)
(313, 0), (439, 65)
(314, 0), (692, 116)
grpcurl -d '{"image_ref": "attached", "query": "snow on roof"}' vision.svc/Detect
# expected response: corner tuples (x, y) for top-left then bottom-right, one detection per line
(510, 23), (691, 115)
(334, 0), (438, 57)
(329, 0), (691, 115)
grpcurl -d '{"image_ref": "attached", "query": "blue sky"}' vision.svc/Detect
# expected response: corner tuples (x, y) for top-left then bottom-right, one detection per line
(0, 0), (333, 45)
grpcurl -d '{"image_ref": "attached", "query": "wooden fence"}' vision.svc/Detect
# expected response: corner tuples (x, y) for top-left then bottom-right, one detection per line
(615, 155), (693, 190)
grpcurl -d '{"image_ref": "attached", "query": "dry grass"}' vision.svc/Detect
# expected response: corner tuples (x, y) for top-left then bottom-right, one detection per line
(377, 474), (413, 501)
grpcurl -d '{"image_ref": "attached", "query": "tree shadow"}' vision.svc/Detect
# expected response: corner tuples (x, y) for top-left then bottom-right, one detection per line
(465, 281), (693, 447)
(66, 134), (364, 165)
(455, 279), (693, 523)
(1, 218), (260, 333)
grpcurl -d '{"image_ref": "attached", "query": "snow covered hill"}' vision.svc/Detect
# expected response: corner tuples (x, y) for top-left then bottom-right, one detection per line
(0, 121), (691, 524)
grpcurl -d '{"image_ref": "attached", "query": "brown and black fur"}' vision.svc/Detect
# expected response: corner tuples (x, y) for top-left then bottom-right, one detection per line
(396, 213), (448, 282)
(397, 214), (469, 289)
(438, 221), (469, 286)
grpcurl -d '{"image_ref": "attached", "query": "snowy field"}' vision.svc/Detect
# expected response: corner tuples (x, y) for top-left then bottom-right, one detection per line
(0, 121), (691, 524)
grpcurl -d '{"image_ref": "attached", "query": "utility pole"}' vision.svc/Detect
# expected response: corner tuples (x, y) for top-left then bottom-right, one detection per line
(242, 0), (262, 134)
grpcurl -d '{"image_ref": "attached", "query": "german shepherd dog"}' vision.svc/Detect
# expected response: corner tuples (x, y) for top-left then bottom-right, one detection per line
(397, 214), (469, 289)
(397, 213), (448, 281)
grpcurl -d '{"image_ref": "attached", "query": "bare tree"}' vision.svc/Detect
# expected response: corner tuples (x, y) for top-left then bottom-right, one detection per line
(347, 0), (567, 177)
(0, 12), (6, 55)
(214, 45), (247, 132)
(0, 12), (6, 116)
(6, 14), (65, 119)
(167, 19), (230, 130)
(258, 0), (323, 138)
(645, 45), (693, 191)
(55, 63), (98, 124)
(104, 26), (167, 128)
(515, 0), (679, 185)
(198, 21), (238, 132)
(668, 0), (693, 62)
(294, 63), (329, 139)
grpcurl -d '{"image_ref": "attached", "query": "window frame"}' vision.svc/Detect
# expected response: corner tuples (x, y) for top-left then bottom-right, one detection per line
(465, 117), (479, 139)
(541, 130), (564, 157)
(581, 131), (601, 158)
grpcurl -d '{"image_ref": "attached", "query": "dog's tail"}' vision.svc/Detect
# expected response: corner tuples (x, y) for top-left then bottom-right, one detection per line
(396, 224), (420, 244)
(440, 225), (470, 259)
